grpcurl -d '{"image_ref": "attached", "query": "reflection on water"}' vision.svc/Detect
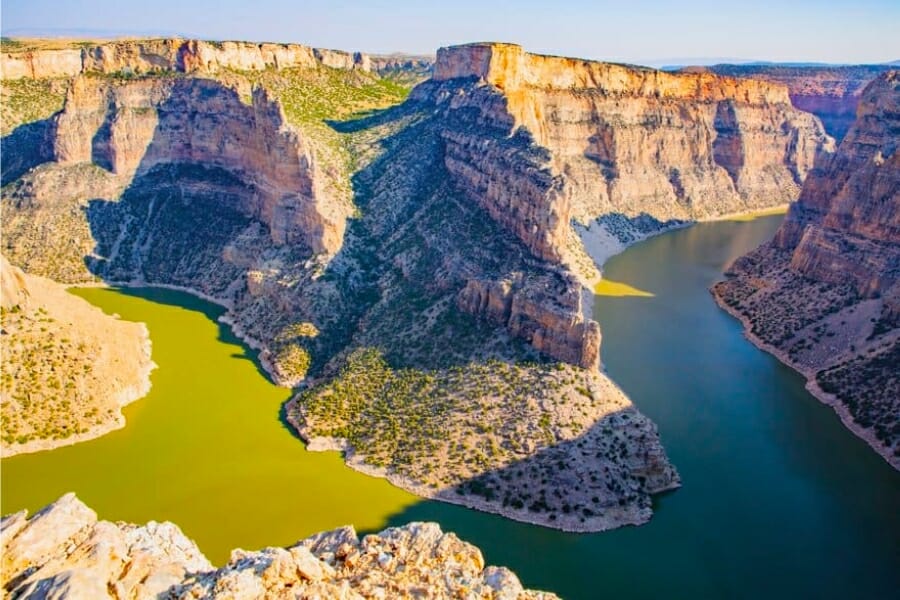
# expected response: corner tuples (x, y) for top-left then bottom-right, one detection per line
(593, 278), (654, 297)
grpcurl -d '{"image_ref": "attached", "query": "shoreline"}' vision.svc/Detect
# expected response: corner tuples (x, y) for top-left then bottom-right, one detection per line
(711, 290), (899, 471)
(2, 323), (156, 459)
(72, 279), (287, 387)
(287, 405), (678, 533)
(3, 279), (282, 458)
(578, 204), (790, 294)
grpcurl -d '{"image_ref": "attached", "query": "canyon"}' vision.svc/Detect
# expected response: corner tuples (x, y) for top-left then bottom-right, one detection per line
(713, 70), (899, 468)
(0, 38), (877, 535)
(1, 494), (554, 599)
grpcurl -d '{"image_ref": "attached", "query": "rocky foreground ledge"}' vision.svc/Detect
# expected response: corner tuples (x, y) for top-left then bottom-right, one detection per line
(1, 494), (557, 599)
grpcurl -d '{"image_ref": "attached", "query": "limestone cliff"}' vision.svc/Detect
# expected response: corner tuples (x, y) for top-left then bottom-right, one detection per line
(713, 71), (900, 469)
(1, 38), (433, 80)
(0, 254), (154, 456)
(403, 42), (832, 367)
(683, 64), (893, 141)
(1, 494), (556, 599)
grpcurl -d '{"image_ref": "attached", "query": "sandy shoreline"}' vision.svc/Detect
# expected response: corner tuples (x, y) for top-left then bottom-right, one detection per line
(711, 291), (899, 471)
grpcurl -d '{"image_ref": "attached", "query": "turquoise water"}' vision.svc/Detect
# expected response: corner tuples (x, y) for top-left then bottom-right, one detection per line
(2, 215), (898, 598)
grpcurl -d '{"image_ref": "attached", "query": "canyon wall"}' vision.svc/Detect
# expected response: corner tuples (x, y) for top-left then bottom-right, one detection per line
(416, 43), (833, 272)
(713, 71), (899, 468)
(683, 64), (892, 141)
(51, 75), (347, 254)
(1, 38), (433, 80)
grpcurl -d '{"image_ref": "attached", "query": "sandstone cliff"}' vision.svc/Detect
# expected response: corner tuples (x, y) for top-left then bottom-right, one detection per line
(1, 494), (556, 599)
(1, 43), (681, 529)
(683, 64), (893, 141)
(53, 75), (347, 254)
(0, 254), (154, 456)
(713, 71), (900, 469)
(416, 43), (832, 274)
(1, 38), (433, 81)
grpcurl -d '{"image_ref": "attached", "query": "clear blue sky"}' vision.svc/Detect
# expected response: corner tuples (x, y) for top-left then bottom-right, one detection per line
(2, 0), (898, 65)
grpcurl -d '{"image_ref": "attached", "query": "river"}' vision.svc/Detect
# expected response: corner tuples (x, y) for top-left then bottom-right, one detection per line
(2, 215), (898, 599)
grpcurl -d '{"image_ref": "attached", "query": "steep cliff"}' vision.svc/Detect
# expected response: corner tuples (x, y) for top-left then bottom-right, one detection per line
(1, 38), (433, 80)
(2, 494), (555, 599)
(713, 71), (900, 468)
(416, 43), (832, 278)
(52, 75), (348, 253)
(2, 42), (682, 530)
(683, 63), (893, 141)
(0, 254), (153, 456)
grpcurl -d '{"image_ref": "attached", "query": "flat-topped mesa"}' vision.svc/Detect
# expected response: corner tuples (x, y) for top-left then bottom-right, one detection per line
(420, 42), (832, 275)
(53, 75), (347, 254)
(682, 64), (893, 141)
(433, 42), (792, 103)
(2, 39), (380, 80)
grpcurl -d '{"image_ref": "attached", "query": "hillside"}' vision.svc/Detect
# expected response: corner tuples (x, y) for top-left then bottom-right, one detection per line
(0, 255), (153, 456)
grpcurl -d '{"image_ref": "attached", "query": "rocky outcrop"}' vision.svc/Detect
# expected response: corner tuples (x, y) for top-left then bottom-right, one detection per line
(712, 71), (900, 468)
(51, 75), (347, 254)
(458, 274), (600, 368)
(683, 64), (893, 141)
(1, 38), (434, 81)
(416, 43), (832, 277)
(2, 494), (556, 599)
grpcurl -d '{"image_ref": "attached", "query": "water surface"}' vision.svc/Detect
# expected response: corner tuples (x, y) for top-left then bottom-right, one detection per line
(2, 216), (898, 598)
(1, 288), (419, 563)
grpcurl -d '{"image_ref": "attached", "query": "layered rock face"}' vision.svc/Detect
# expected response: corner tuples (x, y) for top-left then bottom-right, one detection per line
(1, 38), (432, 80)
(1, 494), (555, 599)
(2, 42), (679, 528)
(53, 75), (346, 254)
(713, 71), (899, 468)
(404, 42), (832, 366)
(418, 43), (832, 273)
(684, 64), (893, 141)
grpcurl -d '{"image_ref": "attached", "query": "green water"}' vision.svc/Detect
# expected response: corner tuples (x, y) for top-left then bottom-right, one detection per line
(0, 287), (419, 563)
(2, 216), (898, 598)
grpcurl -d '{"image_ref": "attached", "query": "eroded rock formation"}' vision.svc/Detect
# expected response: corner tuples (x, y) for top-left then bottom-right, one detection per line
(1, 38), (434, 81)
(713, 71), (900, 468)
(416, 43), (832, 275)
(684, 64), (893, 141)
(52, 75), (347, 253)
(1, 494), (556, 599)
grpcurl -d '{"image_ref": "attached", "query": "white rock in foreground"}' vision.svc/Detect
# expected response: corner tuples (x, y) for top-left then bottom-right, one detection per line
(1, 494), (558, 599)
